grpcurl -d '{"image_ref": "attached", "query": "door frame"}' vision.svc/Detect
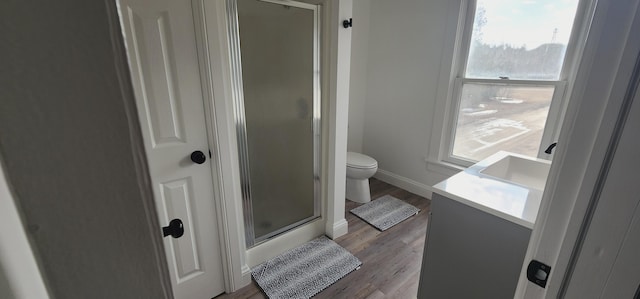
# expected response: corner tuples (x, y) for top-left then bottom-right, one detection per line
(196, 0), (353, 274)
(110, 0), (352, 293)
(229, 0), (323, 249)
(194, 0), (354, 287)
(109, 0), (249, 293)
(191, 0), (251, 291)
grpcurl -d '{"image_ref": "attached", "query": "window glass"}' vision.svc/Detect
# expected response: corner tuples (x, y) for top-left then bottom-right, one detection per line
(465, 0), (580, 80)
(452, 84), (554, 161)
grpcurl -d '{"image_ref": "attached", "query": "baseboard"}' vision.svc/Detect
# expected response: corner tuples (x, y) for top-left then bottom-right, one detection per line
(326, 218), (348, 239)
(238, 264), (252, 288)
(374, 169), (434, 199)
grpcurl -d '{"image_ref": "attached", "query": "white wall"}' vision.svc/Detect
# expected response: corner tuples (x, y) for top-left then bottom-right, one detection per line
(349, 0), (460, 196)
(347, 0), (370, 153)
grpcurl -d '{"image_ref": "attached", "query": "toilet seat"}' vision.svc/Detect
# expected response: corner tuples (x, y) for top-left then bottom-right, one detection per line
(347, 152), (378, 169)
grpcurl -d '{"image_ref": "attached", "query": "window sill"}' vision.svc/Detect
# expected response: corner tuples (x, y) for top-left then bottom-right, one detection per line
(425, 159), (465, 177)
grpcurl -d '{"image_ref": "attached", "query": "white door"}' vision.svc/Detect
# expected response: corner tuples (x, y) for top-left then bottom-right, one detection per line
(599, 208), (640, 298)
(562, 77), (640, 298)
(117, 0), (225, 298)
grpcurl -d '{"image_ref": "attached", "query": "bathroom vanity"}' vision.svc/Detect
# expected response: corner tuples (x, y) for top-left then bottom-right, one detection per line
(417, 152), (551, 298)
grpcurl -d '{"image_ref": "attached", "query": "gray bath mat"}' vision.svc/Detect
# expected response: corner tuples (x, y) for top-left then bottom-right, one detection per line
(350, 195), (420, 231)
(251, 236), (361, 299)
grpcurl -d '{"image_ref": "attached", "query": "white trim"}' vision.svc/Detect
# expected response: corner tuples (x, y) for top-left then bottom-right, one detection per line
(442, 78), (466, 165)
(548, 0), (600, 146)
(195, 0), (251, 292)
(434, 0), (592, 168)
(0, 160), (50, 299)
(425, 160), (464, 178)
(323, 0), (351, 240)
(374, 169), (434, 199)
(427, 0), (470, 171)
(457, 0), (477, 78)
(257, 0), (317, 10)
(327, 219), (348, 239)
(444, 78), (568, 165)
(537, 81), (568, 158)
(201, 0), (251, 291)
(240, 264), (252, 285)
(458, 78), (567, 86)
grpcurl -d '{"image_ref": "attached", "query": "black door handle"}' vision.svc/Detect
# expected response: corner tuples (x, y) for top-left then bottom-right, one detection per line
(162, 219), (184, 238)
(190, 151), (206, 164)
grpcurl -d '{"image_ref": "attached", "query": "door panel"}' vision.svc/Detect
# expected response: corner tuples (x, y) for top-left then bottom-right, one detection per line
(128, 10), (187, 146)
(236, 0), (320, 244)
(118, 0), (225, 298)
(161, 178), (202, 281)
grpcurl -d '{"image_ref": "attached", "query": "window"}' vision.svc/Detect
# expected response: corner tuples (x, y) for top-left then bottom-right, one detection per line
(445, 0), (582, 164)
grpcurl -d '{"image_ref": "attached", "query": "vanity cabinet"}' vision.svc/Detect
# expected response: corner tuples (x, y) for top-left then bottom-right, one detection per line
(417, 193), (532, 298)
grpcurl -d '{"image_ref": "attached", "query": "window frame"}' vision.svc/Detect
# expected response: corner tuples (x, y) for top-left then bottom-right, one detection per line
(439, 0), (589, 167)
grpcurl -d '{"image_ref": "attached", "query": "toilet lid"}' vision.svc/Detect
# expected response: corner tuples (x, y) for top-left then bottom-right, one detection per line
(347, 152), (378, 169)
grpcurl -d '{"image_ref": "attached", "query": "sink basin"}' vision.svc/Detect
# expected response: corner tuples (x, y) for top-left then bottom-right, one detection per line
(479, 154), (551, 190)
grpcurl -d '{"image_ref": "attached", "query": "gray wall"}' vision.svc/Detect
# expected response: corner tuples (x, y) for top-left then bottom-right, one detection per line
(0, 1), (169, 298)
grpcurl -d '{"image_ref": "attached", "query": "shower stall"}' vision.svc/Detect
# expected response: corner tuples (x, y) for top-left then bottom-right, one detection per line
(227, 0), (321, 247)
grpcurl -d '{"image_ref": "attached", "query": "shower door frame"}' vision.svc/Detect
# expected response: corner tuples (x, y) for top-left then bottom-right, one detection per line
(226, 0), (322, 247)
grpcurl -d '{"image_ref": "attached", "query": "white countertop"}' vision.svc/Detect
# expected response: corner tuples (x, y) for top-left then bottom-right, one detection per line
(432, 152), (548, 229)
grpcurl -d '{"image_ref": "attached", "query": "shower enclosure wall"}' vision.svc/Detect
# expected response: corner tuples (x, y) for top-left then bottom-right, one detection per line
(227, 0), (321, 247)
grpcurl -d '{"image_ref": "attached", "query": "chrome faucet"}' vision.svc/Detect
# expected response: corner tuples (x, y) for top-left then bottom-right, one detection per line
(544, 142), (558, 154)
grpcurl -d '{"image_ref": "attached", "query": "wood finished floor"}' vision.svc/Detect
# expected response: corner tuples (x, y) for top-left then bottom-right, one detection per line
(216, 178), (431, 299)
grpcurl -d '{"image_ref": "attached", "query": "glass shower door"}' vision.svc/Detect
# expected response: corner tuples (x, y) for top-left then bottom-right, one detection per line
(233, 0), (320, 246)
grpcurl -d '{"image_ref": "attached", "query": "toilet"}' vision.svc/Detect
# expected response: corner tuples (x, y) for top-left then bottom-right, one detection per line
(346, 152), (378, 203)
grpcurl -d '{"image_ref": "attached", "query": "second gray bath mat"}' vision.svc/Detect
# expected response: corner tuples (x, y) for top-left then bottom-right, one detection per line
(350, 195), (420, 231)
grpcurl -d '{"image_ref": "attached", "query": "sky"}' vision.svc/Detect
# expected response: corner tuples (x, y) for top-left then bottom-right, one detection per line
(473, 0), (580, 49)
